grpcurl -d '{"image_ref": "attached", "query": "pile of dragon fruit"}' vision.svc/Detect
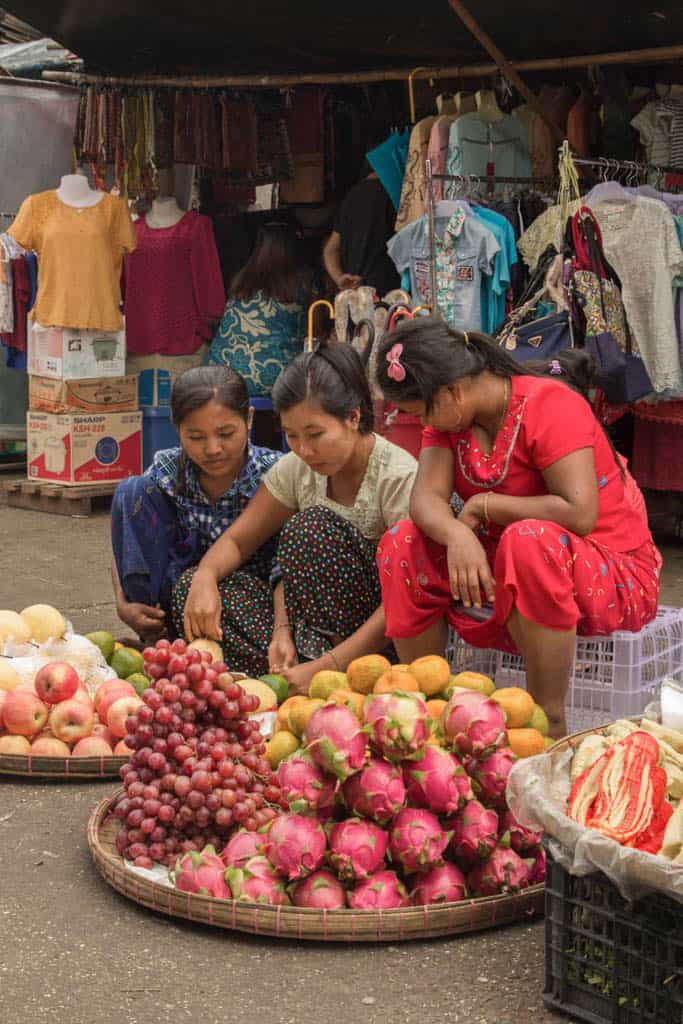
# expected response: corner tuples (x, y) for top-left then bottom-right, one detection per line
(171, 689), (546, 909)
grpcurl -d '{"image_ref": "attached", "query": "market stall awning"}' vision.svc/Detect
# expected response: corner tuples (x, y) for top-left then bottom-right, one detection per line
(2, 0), (683, 75)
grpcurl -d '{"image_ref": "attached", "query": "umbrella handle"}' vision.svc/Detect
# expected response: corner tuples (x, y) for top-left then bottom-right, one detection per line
(306, 300), (335, 351)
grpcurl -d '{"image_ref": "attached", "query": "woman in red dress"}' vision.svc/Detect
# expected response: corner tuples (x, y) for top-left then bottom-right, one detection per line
(375, 318), (661, 737)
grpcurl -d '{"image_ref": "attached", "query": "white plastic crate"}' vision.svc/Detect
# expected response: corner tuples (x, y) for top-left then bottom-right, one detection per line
(446, 606), (683, 734)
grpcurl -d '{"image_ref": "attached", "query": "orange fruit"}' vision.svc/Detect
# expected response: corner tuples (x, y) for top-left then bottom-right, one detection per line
(276, 695), (307, 730)
(328, 689), (365, 717)
(288, 698), (325, 738)
(425, 698), (448, 720)
(491, 687), (535, 728)
(507, 728), (546, 759)
(448, 671), (495, 697)
(408, 655), (450, 696)
(373, 669), (419, 694)
(346, 654), (391, 694)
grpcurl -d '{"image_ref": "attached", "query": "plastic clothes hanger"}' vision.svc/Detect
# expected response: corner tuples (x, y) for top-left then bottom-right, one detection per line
(586, 158), (635, 205)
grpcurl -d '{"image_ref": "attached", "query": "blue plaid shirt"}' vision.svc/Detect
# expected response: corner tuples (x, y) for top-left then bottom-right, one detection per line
(148, 444), (282, 583)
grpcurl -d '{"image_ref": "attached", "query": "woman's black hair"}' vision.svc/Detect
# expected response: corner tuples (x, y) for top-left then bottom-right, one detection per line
(171, 366), (250, 428)
(169, 366), (250, 495)
(272, 339), (374, 433)
(230, 222), (299, 304)
(377, 316), (596, 410)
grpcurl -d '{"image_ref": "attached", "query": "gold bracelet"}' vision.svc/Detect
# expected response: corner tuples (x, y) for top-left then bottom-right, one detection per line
(273, 623), (292, 633)
(327, 649), (341, 672)
(483, 491), (493, 523)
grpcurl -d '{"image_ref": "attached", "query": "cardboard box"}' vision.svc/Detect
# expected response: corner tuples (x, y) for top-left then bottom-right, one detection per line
(29, 375), (139, 415)
(28, 321), (126, 380)
(27, 411), (142, 485)
(126, 346), (208, 406)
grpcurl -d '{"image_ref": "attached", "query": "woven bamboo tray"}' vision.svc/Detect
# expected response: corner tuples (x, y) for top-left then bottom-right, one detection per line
(88, 793), (545, 942)
(0, 751), (126, 780)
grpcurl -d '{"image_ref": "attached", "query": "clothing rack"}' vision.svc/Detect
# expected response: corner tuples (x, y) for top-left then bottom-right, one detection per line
(424, 158), (553, 318)
(572, 155), (683, 182)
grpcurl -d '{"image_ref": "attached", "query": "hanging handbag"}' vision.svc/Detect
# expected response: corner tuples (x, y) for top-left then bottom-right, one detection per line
(497, 277), (575, 364)
(569, 208), (652, 402)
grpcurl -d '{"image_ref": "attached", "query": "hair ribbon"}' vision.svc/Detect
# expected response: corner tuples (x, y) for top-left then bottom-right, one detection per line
(549, 359), (563, 375)
(386, 343), (406, 382)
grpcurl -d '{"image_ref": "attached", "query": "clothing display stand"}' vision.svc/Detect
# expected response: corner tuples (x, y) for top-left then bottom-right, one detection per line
(424, 158), (554, 319)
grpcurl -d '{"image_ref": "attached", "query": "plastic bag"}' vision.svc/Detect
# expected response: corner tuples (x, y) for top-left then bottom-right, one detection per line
(507, 736), (683, 904)
(2, 629), (116, 693)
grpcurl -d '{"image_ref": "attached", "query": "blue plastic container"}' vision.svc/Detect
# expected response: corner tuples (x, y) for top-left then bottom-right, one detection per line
(142, 406), (179, 469)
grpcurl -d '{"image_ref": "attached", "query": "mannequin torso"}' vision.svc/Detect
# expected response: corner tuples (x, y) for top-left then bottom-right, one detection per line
(475, 90), (504, 124)
(56, 174), (104, 209)
(146, 197), (185, 229)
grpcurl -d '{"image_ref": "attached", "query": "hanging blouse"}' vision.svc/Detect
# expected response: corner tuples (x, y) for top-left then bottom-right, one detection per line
(8, 191), (136, 331)
(446, 113), (531, 182)
(123, 212), (225, 356)
(395, 117), (437, 232)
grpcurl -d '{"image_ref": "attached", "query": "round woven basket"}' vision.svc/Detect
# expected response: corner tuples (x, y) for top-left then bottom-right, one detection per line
(0, 751), (126, 780)
(88, 793), (545, 942)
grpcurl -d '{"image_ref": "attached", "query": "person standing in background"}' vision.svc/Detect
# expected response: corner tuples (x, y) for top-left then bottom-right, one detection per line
(323, 162), (399, 296)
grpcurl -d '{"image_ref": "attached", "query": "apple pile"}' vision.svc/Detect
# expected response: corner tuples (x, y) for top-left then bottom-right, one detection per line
(110, 638), (284, 869)
(0, 660), (142, 759)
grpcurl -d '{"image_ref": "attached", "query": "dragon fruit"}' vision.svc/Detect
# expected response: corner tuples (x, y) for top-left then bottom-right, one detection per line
(526, 846), (547, 885)
(388, 808), (451, 873)
(499, 809), (543, 854)
(225, 855), (290, 905)
(277, 749), (338, 816)
(410, 863), (467, 905)
(170, 845), (231, 899)
(327, 818), (388, 881)
(342, 756), (406, 825)
(291, 869), (347, 909)
(466, 845), (530, 896)
(403, 745), (474, 814)
(446, 800), (499, 864)
(220, 829), (265, 869)
(441, 691), (506, 759)
(364, 692), (429, 762)
(348, 870), (410, 910)
(304, 704), (367, 781)
(471, 747), (518, 808)
(262, 812), (327, 880)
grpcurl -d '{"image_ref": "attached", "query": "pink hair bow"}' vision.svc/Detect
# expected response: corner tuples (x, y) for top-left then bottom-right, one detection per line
(549, 359), (563, 375)
(386, 343), (406, 382)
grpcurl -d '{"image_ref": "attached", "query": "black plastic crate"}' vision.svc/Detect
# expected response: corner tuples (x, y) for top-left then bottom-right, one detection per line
(544, 839), (683, 1024)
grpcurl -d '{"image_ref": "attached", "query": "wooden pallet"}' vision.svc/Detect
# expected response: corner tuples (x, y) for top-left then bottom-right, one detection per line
(2, 478), (119, 516)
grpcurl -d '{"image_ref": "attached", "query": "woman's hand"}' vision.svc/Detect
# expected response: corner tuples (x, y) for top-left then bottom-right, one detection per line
(117, 598), (167, 643)
(458, 494), (486, 533)
(279, 660), (318, 696)
(268, 628), (298, 674)
(446, 524), (495, 609)
(183, 570), (222, 642)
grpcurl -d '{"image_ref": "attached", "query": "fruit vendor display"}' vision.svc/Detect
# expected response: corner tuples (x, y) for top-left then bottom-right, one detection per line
(566, 717), (683, 861)
(155, 663), (546, 907)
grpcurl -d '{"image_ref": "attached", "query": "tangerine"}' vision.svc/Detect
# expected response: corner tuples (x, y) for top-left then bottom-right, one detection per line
(346, 654), (391, 694)
(491, 687), (535, 728)
(373, 669), (419, 694)
(408, 655), (450, 696)
(506, 728), (546, 759)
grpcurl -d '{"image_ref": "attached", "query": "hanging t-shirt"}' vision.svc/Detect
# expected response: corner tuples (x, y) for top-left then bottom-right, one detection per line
(591, 196), (683, 394)
(426, 115), (459, 202)
(387, 207), (499, 331)
(446, 114), (531, 182)
(472, 206), (517, 333)
(334, 178), (399, 297)
(8, 191), (136, 331)
(123, 212), (225, 356)
(395, 117), (437, 231)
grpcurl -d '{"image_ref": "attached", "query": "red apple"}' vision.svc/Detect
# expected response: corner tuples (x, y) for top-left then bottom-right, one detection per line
(94, 678), (135, 713)
(91, 722), (116, 746)
(49, 698), (94, 744)
(107, 695), (142, 739)
(97, 683), (137, 725)
(114, 739), (134, 757)
(0, 689), (6, 727)
(71, 736), (114, 757)
(3, 690), (49, 737)
(70, 687), (95, 712)
(0, 734), (31, 754)
(34, 662), (80, 705)
(30, 735), (71, 757)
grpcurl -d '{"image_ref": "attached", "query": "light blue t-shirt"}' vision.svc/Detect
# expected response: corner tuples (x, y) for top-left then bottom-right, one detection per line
(473, 206), (518, 333)
(446, 113), (531, 181)
(387, 208), (499, 331)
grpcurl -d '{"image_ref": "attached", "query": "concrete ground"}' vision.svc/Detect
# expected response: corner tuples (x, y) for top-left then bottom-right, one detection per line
(1, 484), (682, 1024)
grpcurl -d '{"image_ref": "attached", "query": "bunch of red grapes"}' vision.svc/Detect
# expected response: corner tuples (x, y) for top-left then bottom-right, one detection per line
(112, 638), (284, 869)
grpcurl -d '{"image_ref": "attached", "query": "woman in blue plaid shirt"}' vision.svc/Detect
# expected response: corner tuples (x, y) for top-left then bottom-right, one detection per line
(111, 367), (283, 674)
(181, 342), (417, 692)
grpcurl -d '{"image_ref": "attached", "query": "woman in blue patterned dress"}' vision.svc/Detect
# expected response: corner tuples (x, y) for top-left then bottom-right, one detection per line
(204, 223), (309, 396)
(110, 366), (282, 674)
